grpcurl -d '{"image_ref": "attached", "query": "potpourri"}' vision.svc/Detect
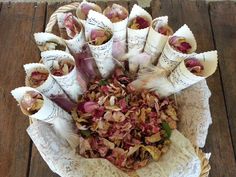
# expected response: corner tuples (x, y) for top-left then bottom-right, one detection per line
(20, 91), (44, 115)
(72, 68), (178, 171)
(51, 60), (75, 76)
(153, 20), (173, 36)
(129, 16), (150, 29)
(89, 29), (112, 45)
(169, 36), (192, 53)
(185, 58), (204, 76)
(104, 4), (128, 23)
(28, 70), (49, 88)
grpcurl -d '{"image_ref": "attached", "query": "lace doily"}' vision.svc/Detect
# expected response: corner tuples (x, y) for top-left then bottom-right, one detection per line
(177, 79), (212, 148)
(27, 121), (202, 177)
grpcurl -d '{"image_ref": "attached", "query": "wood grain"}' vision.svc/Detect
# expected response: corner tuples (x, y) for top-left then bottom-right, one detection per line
(151, 0), (236, 176)
(0, 2), (45, 177)
(27, 3), (60, 177)
(210, 0), (236, 161)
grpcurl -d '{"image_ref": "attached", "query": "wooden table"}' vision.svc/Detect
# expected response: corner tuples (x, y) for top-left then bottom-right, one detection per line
(0, 0), (235, 176)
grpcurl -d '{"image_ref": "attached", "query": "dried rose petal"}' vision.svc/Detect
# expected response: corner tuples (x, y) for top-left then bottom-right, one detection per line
(185, 58), (204, 76)
(104, 4), (128, 23)
(169, 36), (192, 53)
(84, 101), (99, 113)
(157, 25), (173, 36)
(29, 71), (49, 88)
(89, 29), (112, 45)
(20, 91), (43, 115)
(64, 13), (81, 38)
(51, 60), (75, 76)
(129, 16), (150, 29)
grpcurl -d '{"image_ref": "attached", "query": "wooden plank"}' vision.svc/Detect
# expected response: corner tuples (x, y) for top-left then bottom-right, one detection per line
(28, 2), (61, 177)
(180, 1), (236, 176)
(29, 146), (59, 177)
(210, 1), (236, 159)
(0, 2), (46, 177)
(151, 0), (236, 176)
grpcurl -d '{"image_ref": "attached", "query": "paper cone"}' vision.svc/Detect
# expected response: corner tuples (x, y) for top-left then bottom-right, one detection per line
(127, 4), (152, 73)
(41, 50), (86, 102)
(127, 4), (152, 54)
(24, 63), (76, 112)
(34, 32), (69, 53)
(158, 24), (197, 72)
(169, 51), (218, 92)
(86, 10), (115, 78)
(76, 0), (102, 27)
(103, 4), (129, 59)
(64, 17), (86, 55)
(144, 16), (170, 64)
(11, 87), (71, 122)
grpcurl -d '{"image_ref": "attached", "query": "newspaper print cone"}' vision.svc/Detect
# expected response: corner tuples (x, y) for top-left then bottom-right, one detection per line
(103, 4), (129, 59)
(127, 4), (152, 73)
(41, 50), (86, 102)
(169, 50), (218, 92)
(144, 16), (171, 64)
(24, 63), (76, 112)
(86, 10), (115, 78)
(157, 24), (197, 72)
(11, 87), (79, 148)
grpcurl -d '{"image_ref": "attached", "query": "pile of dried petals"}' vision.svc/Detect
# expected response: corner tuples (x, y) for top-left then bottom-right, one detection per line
(72, 68), (178, 171)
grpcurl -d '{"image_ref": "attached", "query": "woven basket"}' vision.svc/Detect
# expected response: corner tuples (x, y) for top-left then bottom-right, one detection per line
(42, 2), (211, 177)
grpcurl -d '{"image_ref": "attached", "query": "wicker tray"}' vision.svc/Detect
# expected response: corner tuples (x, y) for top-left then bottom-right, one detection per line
(41, 2), (211, 177)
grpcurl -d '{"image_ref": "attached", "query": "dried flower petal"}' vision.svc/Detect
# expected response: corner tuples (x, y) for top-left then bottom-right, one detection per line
(89, 29), (112, 45)
(185, 58), (204, 76)
(169, 36), (192, 53)
(104, 4), (128, 23)
(20, 91), (43, 115)
(129, 16), (150, 29)
(64, 13), (81, 38)
(29, 70), (49, 88)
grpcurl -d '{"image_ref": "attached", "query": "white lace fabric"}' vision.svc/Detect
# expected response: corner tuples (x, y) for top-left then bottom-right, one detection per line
(176, 79), (212, 148)
(27, 124), (202, 177)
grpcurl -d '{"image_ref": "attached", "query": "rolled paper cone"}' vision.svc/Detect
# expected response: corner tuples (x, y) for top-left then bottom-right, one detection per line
(12, 87), (79, 148)
(34, 32), (69, 53)
(127, 4), (152, 73)
(103, 4), (129, 59)
(157, 24), (197, 72)
(24, 63), (76, 112)
(64, 18), (86, 55)
(41, 50), (86, 102)
(11, 87), (71, 122)
(57, 13), (70, 40)
(144, 16), (169, 64)
(168, 50), (218, 92)
(86, 10), (115, 78)
(127, 4), (152, 54)
(76, 0), (102, 27)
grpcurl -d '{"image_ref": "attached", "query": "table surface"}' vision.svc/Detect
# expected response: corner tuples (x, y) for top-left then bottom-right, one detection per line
(0, 0), (236, 177)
